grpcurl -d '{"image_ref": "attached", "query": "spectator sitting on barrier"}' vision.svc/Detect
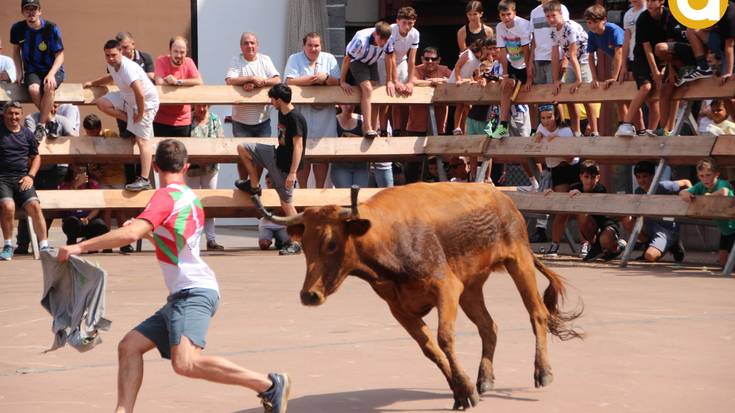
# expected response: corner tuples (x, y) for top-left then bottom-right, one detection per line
(187, 104), (224, 251)
(572, 160), (627, 262)
(83, 114), (134, 254)
(153, 36), (203, 138)
(59, 163), (108, 249)
(331, 104), (369, 188)
(678, 1), (734, 88)
(680, 158), (735, 268)
(236, 84), (306, 256)
(621, 160), (690, 262)
(537, 104), (577, 257)
(284, 31), (340, 189)
(0, 100), (48, 261)
(0, 37), (18, 83)
(226, 32), (281, 138)
(258, 175), (289, 251)
(11, 0), (65, 141)
(340, 21), (394, 139)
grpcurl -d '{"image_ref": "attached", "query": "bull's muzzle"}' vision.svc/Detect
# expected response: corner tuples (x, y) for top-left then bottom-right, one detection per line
(300, 290), (325, 306)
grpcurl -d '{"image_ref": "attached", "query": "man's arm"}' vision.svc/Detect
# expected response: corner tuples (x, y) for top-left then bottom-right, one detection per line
(130, 80), (146, 123)
(723, 38), (734, 81)
(84, 74), (113, 88)
(12, 44), (23, 84)
(566, 43), (582, 93)
(404, 48), (417, 93)
(340, 55), (353, 94)
(286, 135), (303, 189)
(620, 29), (632, 82)
(58, 219), (153, 261)
(609, 46), (623, 82)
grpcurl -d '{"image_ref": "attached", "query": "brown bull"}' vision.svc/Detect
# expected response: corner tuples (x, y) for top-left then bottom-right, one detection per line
(268, 182), (582, 409)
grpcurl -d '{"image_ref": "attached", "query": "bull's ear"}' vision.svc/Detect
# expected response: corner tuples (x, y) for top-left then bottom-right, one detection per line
(287, 224), (305, 242)
(346, 218), (371, 236)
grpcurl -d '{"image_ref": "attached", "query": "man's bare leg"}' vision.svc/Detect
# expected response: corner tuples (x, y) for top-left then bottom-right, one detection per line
(136, 137), (152, 179)
(115, 331), (156, 413)
(24, 201), (47, 242)
(0, 201), (15, 240)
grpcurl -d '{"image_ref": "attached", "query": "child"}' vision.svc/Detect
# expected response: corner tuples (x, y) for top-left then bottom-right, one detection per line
(449, 38), (486, 135)
(570, 160), (627, 261)
(585, 5), (626, 124)
(705, 99), (735, 136)
(536, 104), (577, 257)
(545, 0), (599, 137)
(489, 0), (532, 139)
(619, 0), (647, 132)
(680, 158), (735, 268)
(340, 21), (394, 139)
(457, 1), (494, 52)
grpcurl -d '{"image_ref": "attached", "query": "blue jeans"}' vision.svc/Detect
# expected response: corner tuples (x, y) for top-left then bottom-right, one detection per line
(371, 166), (394, 188)
(331, 163), (369, 188)
(232, 119), (271, 137)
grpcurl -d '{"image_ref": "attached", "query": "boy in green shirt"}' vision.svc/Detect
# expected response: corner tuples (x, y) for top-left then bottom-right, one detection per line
(680, 158), (735, 268)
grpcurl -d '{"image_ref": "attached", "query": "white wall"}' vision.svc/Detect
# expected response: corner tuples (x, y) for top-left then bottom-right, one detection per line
(197, 0), (289, 224)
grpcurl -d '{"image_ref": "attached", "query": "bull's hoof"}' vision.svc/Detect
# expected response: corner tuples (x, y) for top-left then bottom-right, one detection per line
(451, 388), (480, 410)
(476, 378), (494, 395)
(534, 371), (554, 388)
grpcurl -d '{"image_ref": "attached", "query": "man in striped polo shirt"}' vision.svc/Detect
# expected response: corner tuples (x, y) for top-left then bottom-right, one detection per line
(58, 139), (291, 413)
(339, 21), (394, 139)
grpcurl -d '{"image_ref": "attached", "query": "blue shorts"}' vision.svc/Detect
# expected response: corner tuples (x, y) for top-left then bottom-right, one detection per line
(643, 221), (678, 254)
(135, 288), (219, 359)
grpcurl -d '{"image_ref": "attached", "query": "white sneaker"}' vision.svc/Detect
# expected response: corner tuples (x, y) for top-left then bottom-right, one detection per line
(579, 242), (590, 258)
(517, 185), (534, 192)
(614, 123), (636, 137)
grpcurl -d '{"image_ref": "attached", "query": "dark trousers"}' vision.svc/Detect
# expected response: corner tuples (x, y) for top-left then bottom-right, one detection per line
(153, 123), (191, 138)
(16, 165), (67, 249)
(62, 216), (109, 245)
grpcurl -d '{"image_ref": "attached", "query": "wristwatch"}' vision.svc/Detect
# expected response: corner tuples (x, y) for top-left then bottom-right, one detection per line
(176, 79), (183, 86)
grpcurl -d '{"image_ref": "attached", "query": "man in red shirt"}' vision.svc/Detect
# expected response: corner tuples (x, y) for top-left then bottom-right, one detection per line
(153, 36), (203, 137)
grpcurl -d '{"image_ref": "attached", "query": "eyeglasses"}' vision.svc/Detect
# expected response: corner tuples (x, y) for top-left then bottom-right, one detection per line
(422, 56), (439, 61)
(3, 101), (22, 110)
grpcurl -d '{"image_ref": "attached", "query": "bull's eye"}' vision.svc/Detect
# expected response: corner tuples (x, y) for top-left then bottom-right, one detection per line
(326, 240), (338, 253)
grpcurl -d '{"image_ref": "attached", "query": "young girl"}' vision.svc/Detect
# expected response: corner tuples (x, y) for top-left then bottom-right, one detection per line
(449, 38), (485, 135)
(535, 104), (578, 257)
(456, 1), (494, 52)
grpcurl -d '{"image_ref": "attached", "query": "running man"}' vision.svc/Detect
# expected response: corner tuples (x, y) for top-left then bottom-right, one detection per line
(57, 139), (290, 413)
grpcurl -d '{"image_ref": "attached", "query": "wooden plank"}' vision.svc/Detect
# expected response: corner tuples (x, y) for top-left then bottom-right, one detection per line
(505, 192), (735, 220)
(712, 135), (735, 166)
(0, 83), (86, 104)
(305, 136), (487, 162)
(36, 188), (735, 220)
(484, 135), (717, 165)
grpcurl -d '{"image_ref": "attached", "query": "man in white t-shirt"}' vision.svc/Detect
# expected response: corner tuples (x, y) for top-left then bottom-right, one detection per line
(84, 39), (160, 191)
(225, 32), (281, 137)
(0, 37), (17, 83)
(489, 0), (532, 139)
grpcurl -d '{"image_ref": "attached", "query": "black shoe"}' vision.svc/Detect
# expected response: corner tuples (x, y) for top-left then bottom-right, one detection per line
(278, 242), (302, 256)
(34, 124), (47, 141)
(13, 246), (30, 255)
(670, 240), (685, 263)
(529, 227), (548, 243)
(45, 121), (59, 139)
(583, 242), (604, 262)
(120, 244), (134, 253)
(235, 179), (262, 196)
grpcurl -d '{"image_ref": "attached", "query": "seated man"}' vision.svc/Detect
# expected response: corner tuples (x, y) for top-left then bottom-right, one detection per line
(569, 160), (627, 261)
(235, 84), (306, 256)
(0, 100), (48, 260)
(622, 161), (691, 262)
(59, 163), (109, 247)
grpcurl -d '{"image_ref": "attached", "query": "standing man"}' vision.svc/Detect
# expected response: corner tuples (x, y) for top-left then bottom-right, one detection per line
(0, 101), (48, 260)
(0, 37), (18, 83)
(57, 139), (291, 413)
(284, 32), (340, 188)
(153, 36), (203, 137)
(84, 39), (159, 192)
(226, 32), (281, 137)
(236, 84), (306, 256)
(10, 0), (65, 140)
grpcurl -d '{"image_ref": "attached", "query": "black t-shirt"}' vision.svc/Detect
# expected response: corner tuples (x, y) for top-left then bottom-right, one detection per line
(713, 2), (735, 40)
(276, 109), (308, 173)
(634, 7), (686, 63)
(0, 124), (39, 178)
(133, 50), (155, 74)
(570, 181), (611, 228)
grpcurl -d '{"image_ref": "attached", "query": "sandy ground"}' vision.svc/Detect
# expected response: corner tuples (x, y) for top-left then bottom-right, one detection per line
(0, 228), (733, 413)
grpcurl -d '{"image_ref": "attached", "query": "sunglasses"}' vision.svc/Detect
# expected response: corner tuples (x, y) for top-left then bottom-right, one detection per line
(422, 56), (439, 61)
(4, 101), (22, 109)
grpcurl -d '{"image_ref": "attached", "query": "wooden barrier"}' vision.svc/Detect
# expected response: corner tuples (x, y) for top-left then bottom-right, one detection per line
(3, 76), (735, 105)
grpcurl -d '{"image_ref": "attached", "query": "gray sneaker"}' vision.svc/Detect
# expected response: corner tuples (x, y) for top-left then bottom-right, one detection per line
(259, 373), (291, 413)
(0, 245), (13, 261)
(125, 177), (152, 192)
(278, 242), (302, 256)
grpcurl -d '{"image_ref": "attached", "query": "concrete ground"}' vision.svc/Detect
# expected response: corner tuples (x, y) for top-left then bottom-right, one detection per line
(0, 227), (734, 412)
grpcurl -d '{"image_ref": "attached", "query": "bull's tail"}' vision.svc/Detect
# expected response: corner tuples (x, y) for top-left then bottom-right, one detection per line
(533, 255), (584, 341)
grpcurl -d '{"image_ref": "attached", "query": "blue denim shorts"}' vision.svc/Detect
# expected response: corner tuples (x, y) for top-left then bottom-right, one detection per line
(135, 288), (219, 359)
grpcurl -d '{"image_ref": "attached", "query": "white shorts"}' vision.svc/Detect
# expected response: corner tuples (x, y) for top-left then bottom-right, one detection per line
(102, 91), (158, 139)
(378, 58), (409, 85)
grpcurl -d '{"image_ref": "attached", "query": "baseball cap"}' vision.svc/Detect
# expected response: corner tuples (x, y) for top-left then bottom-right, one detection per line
(21, 0), (40, 9)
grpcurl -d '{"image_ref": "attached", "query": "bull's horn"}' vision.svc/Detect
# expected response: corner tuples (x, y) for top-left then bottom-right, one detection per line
(250, 194), (304, 225)
(350, 185), (360, 217)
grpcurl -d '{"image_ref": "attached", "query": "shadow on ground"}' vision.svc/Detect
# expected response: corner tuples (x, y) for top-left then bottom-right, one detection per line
(233, 387), (537, 413)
